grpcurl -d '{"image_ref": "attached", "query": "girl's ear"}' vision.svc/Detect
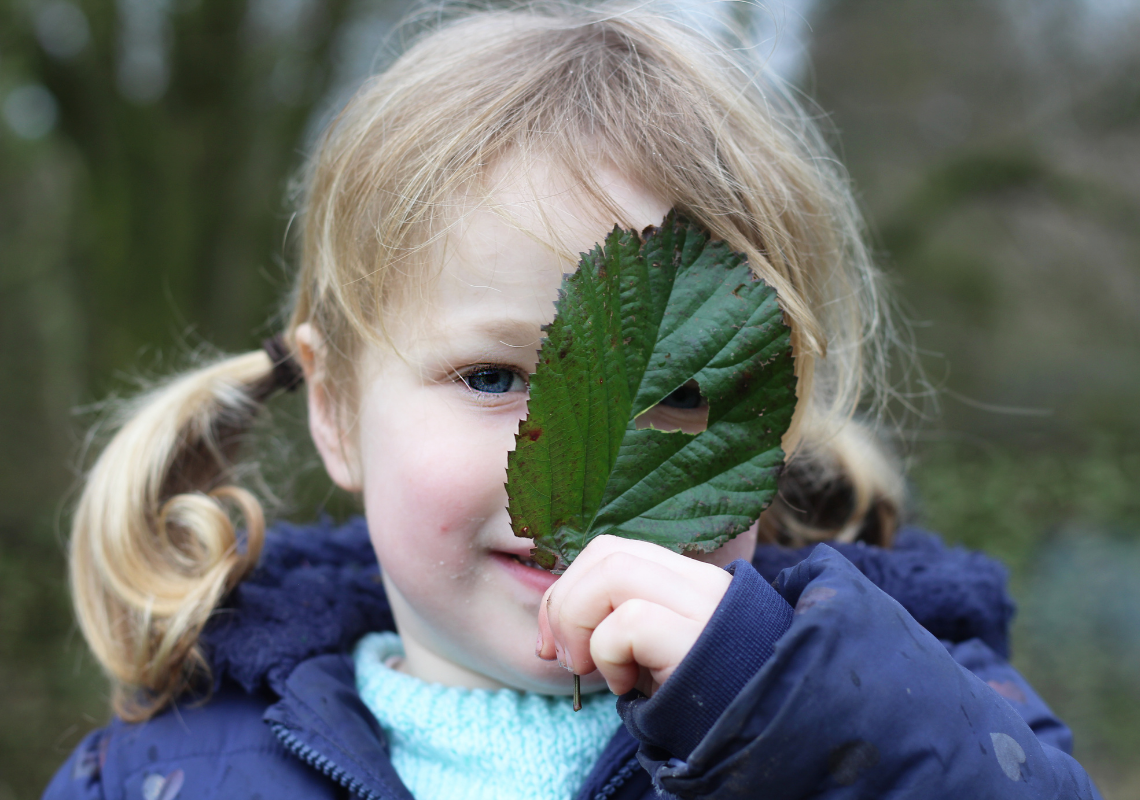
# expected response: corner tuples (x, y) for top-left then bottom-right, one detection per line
(294, 323), (363, 492)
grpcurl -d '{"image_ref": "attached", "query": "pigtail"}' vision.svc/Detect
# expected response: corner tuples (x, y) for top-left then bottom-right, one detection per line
(70, 350), (280, 721)
(759, 422), (905, 548)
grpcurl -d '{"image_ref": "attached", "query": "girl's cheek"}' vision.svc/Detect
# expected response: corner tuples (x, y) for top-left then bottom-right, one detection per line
(362, 405), (512, 545)
(410, 426), (506, 513)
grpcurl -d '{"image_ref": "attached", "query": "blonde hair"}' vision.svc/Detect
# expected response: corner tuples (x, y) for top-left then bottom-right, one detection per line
(70, 1), (906, 721)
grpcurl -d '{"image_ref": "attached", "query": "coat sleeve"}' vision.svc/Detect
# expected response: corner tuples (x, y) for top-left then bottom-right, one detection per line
(618, 545), (1103, 800)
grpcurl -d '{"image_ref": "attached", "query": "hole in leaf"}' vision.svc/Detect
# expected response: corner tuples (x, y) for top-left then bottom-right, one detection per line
(635, 380), (709, 434)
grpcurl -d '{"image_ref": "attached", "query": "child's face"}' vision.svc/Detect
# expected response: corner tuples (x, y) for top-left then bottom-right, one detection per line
(303, 159), (758, 694)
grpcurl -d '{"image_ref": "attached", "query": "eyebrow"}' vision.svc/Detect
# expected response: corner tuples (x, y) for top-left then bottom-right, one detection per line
(455, 318), (545, 349)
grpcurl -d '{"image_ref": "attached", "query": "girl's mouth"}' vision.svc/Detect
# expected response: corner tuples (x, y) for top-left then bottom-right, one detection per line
(493, 550), (558, 592)
(507, 552), (542, 569)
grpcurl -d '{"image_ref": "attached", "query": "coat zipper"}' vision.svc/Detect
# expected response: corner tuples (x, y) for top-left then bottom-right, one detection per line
(271, 722), (387, 800)
(274, 720), (639, 800)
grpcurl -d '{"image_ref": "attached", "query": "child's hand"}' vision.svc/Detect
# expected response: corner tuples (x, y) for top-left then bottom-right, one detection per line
(535, 535), (732, 697)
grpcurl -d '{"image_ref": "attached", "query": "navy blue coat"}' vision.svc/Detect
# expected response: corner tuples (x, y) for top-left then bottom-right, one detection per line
(44, 517), (1102, 799)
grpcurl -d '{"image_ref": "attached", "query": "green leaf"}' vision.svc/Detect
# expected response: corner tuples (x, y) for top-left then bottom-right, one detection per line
(506, 211), (797, 571)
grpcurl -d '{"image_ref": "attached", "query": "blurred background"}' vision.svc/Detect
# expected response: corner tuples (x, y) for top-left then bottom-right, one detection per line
(1, 0), (1138, 797)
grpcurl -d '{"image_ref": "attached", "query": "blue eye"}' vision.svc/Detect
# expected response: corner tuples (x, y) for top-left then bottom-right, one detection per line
(659, 382), (704, 409)
(464, 367), (526, 394)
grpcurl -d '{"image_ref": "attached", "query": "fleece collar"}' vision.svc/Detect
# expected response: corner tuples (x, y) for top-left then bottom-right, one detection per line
(202, 517), (1014, 697)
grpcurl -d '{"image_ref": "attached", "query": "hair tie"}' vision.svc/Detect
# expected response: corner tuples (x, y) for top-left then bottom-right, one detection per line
(262, 334), (304, 393)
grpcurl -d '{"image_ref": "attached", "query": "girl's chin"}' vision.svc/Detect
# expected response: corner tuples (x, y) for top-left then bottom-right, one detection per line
(479, 645), (610, 696)
(511, 667), (610, 697)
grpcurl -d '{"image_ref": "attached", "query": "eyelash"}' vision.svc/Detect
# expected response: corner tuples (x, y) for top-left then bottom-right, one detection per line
(457, 364), (530, 395)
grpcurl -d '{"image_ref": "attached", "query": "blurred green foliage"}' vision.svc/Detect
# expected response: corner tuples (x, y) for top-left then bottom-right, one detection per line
(913, 439), (1140, 573)
(1, 0), (1138, 798)
(1, 1), (359, 795)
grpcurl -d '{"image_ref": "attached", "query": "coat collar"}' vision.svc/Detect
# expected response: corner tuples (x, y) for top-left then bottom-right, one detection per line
(204, 516), (393, 696)
(203, 517), (1015, 698)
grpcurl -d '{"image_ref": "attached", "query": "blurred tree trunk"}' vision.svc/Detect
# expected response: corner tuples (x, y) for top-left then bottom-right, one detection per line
(35, 0), (352, 378)
(0, 0), (359, 794)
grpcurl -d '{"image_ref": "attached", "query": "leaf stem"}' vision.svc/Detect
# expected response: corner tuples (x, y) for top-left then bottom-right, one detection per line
(573, 674), (581, 712)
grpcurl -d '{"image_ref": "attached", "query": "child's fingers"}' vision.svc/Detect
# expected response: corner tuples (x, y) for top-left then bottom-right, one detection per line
(540, 554), (717, 674)
(589, 599), (702, 695)
(563, 534), (728, 586)
(539, 536), (730, 645)
(536, 539), (730, 676)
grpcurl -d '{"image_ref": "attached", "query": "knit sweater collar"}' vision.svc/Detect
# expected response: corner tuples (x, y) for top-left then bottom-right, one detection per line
(353, 632), (620, 800)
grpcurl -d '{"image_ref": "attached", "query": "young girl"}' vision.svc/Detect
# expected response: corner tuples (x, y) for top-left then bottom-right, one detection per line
(47, 4), (1101, 799)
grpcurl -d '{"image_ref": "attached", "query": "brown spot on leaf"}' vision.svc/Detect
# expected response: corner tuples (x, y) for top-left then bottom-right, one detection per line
(526, 428), (543, 441)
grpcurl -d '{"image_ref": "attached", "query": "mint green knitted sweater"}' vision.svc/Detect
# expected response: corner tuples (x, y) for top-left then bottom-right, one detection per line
(354, 632), (622, 800)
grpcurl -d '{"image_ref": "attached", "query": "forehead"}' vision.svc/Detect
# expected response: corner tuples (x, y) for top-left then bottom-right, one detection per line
(444, 157), (667, 281)
(393, 158), (670, 349)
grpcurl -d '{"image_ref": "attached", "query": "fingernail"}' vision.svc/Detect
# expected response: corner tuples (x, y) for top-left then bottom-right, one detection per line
(535, 631), (544, 656)
(555, 643), (566, 669)
(564, 649), (575, 673)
